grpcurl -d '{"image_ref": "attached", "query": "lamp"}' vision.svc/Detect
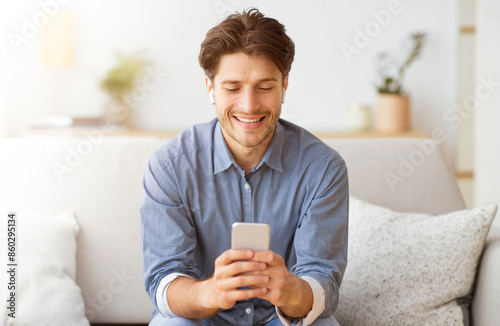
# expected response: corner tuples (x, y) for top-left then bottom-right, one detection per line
(39, 10), (74, 68)
(36, 10), (74, 121)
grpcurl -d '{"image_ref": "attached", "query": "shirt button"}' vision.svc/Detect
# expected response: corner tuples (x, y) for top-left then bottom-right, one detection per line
(244, 183), (250, 190)
(245, 308), (252, 314)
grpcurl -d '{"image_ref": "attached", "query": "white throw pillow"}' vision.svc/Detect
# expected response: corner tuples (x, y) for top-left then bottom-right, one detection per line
(335, 197), (497, 326)
(0, 210), (89, 326)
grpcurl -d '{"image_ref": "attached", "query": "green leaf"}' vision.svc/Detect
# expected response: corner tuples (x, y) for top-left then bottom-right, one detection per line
(100, 51), (149, 101)
(374, 32), (426, 95)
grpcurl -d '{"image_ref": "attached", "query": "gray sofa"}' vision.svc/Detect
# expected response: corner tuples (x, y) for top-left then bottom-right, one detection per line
(0, 136), (498, 325)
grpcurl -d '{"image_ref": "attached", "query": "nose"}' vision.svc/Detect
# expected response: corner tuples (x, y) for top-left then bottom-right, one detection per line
(238, 88), (261, 113)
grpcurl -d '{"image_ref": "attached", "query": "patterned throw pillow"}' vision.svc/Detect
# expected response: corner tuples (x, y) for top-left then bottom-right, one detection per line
(335, 197), (497, 326)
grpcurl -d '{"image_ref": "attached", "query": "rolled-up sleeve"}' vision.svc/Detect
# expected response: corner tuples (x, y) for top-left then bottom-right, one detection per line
(291, 160), (349, 320)
(140, 152), (199, 310)
(275, 276), (325, 325)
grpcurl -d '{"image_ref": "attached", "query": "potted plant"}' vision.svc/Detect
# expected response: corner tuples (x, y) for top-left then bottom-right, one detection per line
(100, 52), (148, 126)
(374, 32), (426, 132)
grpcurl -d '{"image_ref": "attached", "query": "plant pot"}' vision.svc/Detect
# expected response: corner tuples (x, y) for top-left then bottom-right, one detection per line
(375, 93), (410, 132)
(103, 99), (132, 127)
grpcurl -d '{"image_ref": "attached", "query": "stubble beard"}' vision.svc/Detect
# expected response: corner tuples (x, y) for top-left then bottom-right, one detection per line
(219, 106), (281, 149)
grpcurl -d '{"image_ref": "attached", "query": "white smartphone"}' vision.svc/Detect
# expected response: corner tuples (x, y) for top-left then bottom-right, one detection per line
(231, 222), (271, 251)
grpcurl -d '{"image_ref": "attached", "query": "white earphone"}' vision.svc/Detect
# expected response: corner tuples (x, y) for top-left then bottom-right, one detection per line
(209, 90), (215, 105)
(281, 90), (286, 104)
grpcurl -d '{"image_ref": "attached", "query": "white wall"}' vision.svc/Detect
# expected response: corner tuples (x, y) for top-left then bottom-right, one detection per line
(3, 0), (458, 159)
(475, 0), (500, 226)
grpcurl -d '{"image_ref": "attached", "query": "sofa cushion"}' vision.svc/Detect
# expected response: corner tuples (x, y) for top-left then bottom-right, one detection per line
(334, 197), (497, 325)
(322, 138), (466, 214)
(0, 137), (160, 323)
(0, 210), (89, 325)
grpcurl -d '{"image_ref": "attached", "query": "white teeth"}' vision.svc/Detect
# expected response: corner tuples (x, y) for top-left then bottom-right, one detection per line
(236, 117), (261, 123)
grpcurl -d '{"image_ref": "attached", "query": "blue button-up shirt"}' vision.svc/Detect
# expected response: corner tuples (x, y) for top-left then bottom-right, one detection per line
(141, 118), (348, 325)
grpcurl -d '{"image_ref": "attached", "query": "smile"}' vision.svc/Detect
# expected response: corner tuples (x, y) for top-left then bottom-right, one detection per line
(234, 117), (265, 123)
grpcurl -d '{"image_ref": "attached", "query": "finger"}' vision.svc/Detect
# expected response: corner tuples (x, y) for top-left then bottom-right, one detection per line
(250, 250), (282, 265)
(230, 260), (266, 275)
(215, 260), (266, 282)
(221, 287), (268, 302)
(244, 265), (288, 291)
(215, 249), (254, 267)
(252, 276), (289, 303)
(238, 270), (264, 277)
(261, 273), (286, 290)
(218, 274), (270, 291)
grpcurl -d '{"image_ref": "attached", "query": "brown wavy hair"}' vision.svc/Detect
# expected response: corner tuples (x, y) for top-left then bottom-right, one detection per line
(199, 8), (295, 82)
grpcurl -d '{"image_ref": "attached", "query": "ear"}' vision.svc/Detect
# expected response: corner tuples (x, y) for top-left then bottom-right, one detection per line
(205, 76), (213, 94)
(205, 76), (215, 105)
(282, 75), (289, 103)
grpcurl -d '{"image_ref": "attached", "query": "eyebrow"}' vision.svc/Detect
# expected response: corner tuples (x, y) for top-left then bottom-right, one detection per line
(220, 77), (278, 84)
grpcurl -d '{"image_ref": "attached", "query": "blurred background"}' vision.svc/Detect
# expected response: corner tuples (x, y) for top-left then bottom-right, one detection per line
(1, 0), (499, 210)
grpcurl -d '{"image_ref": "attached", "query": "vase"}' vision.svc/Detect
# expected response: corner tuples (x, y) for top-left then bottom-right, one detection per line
(103, 99), (132, 127)
(375, 93), (410, 132)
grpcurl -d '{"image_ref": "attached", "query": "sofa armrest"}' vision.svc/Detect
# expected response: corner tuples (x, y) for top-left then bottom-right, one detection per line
(471, 224), (500, 326)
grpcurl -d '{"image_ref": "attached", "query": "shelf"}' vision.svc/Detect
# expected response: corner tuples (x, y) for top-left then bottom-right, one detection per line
(22, 127), (427, 139)
(312, 130), (427, 139)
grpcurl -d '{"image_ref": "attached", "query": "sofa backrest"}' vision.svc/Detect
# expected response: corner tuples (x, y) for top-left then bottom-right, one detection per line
(324, 138), (466, 215)
(0, 136), (465, 323)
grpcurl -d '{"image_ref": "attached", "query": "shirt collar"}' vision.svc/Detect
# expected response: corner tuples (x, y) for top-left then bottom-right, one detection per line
(213, 121), (233, 174)
(213, 120), (284, 175)
(258, 121), (284, 173)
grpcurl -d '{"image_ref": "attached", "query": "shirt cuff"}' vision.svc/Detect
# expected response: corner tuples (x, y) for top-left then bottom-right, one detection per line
(275, 276), (325, 326)
(155, 272), (194, 317)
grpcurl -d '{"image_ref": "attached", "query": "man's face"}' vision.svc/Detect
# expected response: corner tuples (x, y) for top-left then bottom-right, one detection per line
(206, 52), (288, 151)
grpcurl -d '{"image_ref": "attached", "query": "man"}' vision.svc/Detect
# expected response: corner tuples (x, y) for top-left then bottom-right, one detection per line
(141, 8), (348, 326)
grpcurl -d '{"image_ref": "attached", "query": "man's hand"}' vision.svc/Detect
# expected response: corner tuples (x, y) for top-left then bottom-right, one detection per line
(167, 249), (270, 319)
(247, 251), (314, 319)
(202, 249), (270, 310)
(168, 250), (312, 320)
